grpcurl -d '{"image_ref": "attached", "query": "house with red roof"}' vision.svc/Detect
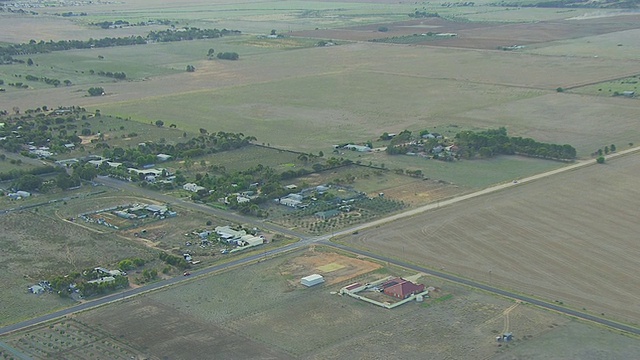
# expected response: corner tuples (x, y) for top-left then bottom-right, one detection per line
(382, 277), (425, 299)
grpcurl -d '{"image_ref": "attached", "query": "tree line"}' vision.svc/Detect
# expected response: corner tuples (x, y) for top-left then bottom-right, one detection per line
(454, 127), (577, 160)
(0, 27), (241, 57)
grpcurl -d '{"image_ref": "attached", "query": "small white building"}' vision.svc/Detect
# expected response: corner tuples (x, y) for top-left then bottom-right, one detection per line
(157, 153), (172, 161)
(183, 183), (206, 192)
(29, 285), (45, 294)
(301, 274), (325, 287)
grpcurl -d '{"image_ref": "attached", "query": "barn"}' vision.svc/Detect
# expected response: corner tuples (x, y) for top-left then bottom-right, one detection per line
(301, 274), (325, 287)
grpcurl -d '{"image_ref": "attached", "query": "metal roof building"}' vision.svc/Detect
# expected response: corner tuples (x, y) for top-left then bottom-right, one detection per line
(301, 274), (325, 287)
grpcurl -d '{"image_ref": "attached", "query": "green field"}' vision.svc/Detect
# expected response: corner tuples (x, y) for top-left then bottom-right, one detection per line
(344, 153), (567, 189)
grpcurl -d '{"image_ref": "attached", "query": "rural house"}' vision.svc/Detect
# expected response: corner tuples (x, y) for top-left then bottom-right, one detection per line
(382, 278), (425, 299)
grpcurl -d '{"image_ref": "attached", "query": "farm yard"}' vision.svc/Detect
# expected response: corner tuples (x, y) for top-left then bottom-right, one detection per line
(3, 247), (638, 359)
(0, 209), (155, 327)
(342, 152), (640, 325)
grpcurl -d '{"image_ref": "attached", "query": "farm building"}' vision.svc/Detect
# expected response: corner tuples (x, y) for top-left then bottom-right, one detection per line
(343, 144), (372, 152)
(28, 285), (45, 294)
(315, 210), (340, 220)
(8, 191), (31, 199)
(382, 278), (425, 299)
(88, 276), (116, 284)
(156, 153), (172, 161)
(301, 274), (325, 287)
(183, 183), (206, 192)
(215, 225), (246, 242)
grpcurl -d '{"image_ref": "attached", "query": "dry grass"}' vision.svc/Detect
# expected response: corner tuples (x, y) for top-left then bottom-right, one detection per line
(343, 152), (640, 324)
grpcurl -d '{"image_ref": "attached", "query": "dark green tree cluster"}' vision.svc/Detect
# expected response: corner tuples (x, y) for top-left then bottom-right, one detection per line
(77, 276), (128, 297)
(0, 106), (86, 155)
(87, 87), (104, 96)
(455, 127), (577, 160)
(118, 257), (146, 271)
(408, 10), (440, 18)
(95, 70), (126, 79)
(385, 130), (413, 155)
(159, 252), (190, 269)
(100, 131), (256, 168)
(148, 27), (240, 42)
(24, 74), (62, 87)
(0, 28), (240, 57)
(0, 165), (60, 182)
(216, 52), (239, 60)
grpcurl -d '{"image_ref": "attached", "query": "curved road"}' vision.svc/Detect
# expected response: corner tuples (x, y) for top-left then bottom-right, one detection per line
(2, 148), (639, 337)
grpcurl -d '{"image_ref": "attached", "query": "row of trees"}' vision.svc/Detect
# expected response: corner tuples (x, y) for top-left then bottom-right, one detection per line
(454, 127), (577, 160)
(159, 252), (190, 270)
(23, 74), (67, 87)
(0, 27), (241, 56)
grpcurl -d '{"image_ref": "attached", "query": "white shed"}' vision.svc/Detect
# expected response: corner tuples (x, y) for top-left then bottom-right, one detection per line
(301, 274), (325, 287)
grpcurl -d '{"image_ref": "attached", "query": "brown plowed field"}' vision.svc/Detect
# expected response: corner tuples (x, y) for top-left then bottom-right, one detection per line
(292, 15), (640, 49)
(343, 152), (640, 325)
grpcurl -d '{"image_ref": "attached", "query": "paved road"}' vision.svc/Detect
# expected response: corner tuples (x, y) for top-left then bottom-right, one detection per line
(2, 148), (639, 337)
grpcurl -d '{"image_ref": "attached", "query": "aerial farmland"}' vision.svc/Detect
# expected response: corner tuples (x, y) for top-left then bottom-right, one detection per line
(1, 0), (640, 358)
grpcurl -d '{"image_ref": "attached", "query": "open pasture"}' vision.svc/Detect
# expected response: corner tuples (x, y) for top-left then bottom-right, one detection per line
(163, 144), (313, 174)
(432, 14), (640, 50)
(343, 151), (640, 324)
(570, 74), (640, 97)
(290, 13), (640, 50)
(338, 151), (566, 189)
(454, 93), (640, 156)
(1, 247), (628, 359)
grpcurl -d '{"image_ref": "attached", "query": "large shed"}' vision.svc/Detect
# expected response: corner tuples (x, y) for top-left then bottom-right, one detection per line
(301, 274), (325, 287)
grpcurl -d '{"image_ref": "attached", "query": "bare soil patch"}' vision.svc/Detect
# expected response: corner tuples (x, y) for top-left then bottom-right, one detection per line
(77, 298), (293, 360)
(278, 249), (381, 286)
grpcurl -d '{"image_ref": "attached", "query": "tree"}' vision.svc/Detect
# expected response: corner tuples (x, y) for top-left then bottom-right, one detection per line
(207, 48), (215, 58)
(27, 58), (34, 66)
(270, 29), (277, 36)
(318, 151), (324, 157)
(378, 26), (389, 32)
(216, 52), (239, 60)
(604, 146), (609, 155)
(56, 173), (80, 190)
(610, 144), (616, 152)
(186, 65), (195, 72)
(64, 79), (71, 86)
(155, 120), (164, 127)
(13, 174), (42, 191)
(596, 156), (605, 164)
(87, 87), (104, 96)
(556, 87), (564, 92)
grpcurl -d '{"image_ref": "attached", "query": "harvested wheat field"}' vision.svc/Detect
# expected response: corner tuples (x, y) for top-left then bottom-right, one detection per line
(344, 151), (640, 325)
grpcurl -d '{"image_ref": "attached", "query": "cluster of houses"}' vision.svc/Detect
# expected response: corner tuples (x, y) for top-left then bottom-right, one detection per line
(77, 203), (176, 229)
(214, 225), (265, 250)
(89, 267), (127, 285)
(112, 203), (176, 220)
(28, 267), (126, 296)
(275, 184), (337, 209)
(55, 155), (174, 183)
(6, 190), (31, 200)
(28, 280), (52, 295)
